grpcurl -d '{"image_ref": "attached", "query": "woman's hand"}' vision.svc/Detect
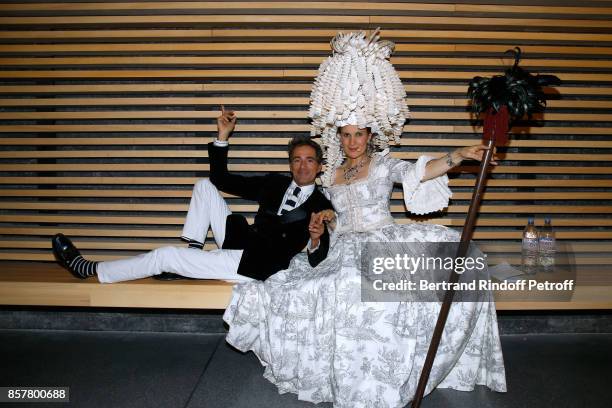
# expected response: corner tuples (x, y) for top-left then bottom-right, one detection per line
(318, 209), (336, 223)
(217, 105), (237, 141)
(456, 144), (499, 165)
(424, 144), (499, 181)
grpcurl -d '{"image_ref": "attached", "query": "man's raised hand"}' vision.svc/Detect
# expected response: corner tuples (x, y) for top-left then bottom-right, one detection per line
(217, 105), (237, 141)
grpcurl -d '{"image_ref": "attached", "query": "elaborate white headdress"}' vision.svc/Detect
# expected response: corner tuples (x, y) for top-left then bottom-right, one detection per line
(308, 29), (410, 186)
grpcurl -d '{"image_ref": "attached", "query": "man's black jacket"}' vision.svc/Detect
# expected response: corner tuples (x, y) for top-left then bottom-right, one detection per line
(208, 142), (333, 281)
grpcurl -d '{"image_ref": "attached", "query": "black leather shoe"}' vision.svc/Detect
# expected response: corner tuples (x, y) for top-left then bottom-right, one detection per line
(153, 272), (196, 281)
(51, 233), (86, 279)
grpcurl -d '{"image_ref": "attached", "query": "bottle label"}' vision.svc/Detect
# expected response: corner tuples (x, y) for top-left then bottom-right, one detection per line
(539, 237), (555, 251)
(522, 238), (538, 251)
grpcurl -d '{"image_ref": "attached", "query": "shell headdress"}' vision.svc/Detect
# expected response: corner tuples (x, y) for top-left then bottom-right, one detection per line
(308, 30), (410, 186)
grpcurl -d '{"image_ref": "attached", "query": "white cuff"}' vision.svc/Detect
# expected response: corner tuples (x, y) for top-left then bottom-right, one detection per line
(213, 139), (229, 147)
(307, 239), (320, 253)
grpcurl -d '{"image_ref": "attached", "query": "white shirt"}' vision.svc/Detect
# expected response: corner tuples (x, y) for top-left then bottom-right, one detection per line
(277, 180), (315, 215)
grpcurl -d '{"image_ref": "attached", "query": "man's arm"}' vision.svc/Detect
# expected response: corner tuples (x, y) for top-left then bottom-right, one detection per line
(208, 106), (265, 201)
(307, 211), (332, 267)
(208, 143), (264, 201)
(307, 228), (329, 267)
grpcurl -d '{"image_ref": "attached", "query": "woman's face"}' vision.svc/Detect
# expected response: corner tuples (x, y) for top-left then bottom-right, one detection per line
(339, 125), (372, 160)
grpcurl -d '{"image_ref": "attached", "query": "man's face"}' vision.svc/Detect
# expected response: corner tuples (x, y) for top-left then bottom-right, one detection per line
(289, 145), (322, 186)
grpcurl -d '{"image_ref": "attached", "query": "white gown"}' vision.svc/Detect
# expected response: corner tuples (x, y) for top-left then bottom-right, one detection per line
(223, 151), (507, 408)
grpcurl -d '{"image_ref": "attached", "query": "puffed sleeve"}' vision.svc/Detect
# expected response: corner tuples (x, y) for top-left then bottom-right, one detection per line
(387, 154), (452, 215)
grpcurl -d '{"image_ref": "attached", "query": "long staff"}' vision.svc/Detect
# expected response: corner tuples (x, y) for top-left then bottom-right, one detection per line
(411, 46), (560, 408)
(411, 106), (509, 408)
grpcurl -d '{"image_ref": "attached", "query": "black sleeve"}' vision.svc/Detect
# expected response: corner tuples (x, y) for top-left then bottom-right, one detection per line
(208, 142), (266, 201)
(307, 191), (334, 267)
(307, 225), (329, 267)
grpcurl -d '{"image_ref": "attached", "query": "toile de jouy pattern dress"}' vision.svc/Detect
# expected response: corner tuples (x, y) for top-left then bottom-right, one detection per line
(223, 150), (507, 408)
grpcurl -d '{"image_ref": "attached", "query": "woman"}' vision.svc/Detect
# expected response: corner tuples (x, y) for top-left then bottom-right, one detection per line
(223, 31), (507, 407)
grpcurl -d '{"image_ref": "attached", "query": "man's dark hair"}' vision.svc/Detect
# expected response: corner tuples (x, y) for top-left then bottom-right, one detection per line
(287, 136), (323, 164)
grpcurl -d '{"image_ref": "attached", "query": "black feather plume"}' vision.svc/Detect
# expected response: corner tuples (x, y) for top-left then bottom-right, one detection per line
(467, 47), (561, 124)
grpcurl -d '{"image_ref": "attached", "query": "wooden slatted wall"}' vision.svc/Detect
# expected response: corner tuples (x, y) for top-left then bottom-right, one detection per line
(0, 1), (611, 271)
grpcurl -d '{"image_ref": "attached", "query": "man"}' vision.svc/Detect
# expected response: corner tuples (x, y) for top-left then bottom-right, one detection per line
(52, 107), (333, 283)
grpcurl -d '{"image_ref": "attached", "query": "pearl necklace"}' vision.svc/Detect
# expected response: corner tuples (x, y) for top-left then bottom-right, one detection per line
(343, 158), (369, 181)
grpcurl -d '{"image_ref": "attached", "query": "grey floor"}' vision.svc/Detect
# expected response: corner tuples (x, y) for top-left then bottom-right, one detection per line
(0, 330), (612, 408)
(0, 330), (611, 408)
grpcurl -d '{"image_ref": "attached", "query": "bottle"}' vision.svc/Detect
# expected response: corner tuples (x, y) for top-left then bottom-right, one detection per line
(539, 217), (556, 272)
(522, 217), (539, 274)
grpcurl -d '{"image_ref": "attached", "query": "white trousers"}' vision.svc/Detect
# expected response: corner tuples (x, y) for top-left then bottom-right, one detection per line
(97, 179), (251, 283)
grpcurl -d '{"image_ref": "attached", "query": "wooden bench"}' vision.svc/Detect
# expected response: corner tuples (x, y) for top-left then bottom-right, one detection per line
(0, 261), (234, 309)
(2, 253), (611, 310)
(0, 1), (610, 310)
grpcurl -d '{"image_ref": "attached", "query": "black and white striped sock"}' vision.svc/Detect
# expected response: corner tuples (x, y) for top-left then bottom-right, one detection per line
(187, 239), (203, 250)
(68, 255), (98, 279)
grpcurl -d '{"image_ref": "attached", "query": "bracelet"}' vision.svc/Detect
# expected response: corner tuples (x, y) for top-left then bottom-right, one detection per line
(444, 152), (460, 167)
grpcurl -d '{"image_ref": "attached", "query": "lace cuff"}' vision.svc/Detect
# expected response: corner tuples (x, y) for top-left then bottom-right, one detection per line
(402, 155), (452, 215)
